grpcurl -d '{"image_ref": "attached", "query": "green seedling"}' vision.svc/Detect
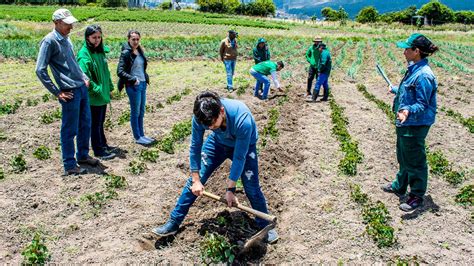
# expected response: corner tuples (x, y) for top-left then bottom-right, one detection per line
(21, 232), (51, 264)
(0, 130), (6, 141)
(11, 153), (27, 173)
(0, 167), (5, 180)
(350, 184), (369, 204)
(42, 93), (51, 102)
(26, 98), (39, 107)
(104, 174), (128, 190)
(80, 191), (110, 210)
(33, 145), (51, 160)
(157, 120), (192, 154)
(128, 160), (146, 175)
(200, 232), (235, 264)
(118, 110), (130, 126)
(0, 99), (22, 115)
(40, 108), (62, 124)
(455, 184), (473, 206)
(139, 148), (160, 163)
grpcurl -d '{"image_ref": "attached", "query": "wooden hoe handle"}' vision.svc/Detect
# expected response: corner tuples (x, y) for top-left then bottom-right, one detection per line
(202, 190), (277, 223)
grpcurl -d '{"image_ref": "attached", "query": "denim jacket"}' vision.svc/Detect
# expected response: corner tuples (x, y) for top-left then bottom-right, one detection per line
(391, 59), (437, 127)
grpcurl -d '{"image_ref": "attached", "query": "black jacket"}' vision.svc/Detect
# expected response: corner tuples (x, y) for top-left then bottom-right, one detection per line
(117, 42), (149, 91)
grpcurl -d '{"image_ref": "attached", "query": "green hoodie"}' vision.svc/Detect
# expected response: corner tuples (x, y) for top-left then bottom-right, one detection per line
(305, 44), (321, 68)
(77, 42), (114, 106)
(318, 47), (332, 75)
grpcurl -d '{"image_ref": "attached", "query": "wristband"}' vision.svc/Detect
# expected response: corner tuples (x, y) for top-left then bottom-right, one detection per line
(226, 187), (236, 193)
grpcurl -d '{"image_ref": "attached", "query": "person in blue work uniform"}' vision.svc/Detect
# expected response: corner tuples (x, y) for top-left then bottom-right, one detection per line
(152, 91), (278, 243)
(381, 33), (439, 212)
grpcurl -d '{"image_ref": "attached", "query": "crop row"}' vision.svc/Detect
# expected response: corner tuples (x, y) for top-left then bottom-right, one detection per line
(350, 184), (396, 247)
(440, 107), (474, 133)
(0, 5), (290, 30)
(328, 96), (363, 176)
(356, 84), (467, 186)
(347, 41), (366, 79)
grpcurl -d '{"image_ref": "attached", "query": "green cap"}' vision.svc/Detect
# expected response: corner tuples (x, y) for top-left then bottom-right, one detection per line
(396, 33), (423, 49)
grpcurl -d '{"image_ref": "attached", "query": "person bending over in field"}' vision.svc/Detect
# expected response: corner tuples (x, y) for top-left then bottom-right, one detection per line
(250, 60), (284, 100)
(36, 8), (99, 176)
(381, 33), (439, 212)
(152, 91), (278, 244)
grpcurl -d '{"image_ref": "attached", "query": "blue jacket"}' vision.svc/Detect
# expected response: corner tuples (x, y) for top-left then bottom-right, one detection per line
(189, 98), (258, 181)
(391, 59), (437, 127)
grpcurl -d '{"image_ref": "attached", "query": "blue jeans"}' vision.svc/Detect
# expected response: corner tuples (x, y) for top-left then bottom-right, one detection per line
(126, 81), (147, 140)
(250, 70), (270, 100)
(224, 60), (236, 89)
(59, 85), (91, 171)
(170, 134), (270, 228)
(313, 73), (329, 100)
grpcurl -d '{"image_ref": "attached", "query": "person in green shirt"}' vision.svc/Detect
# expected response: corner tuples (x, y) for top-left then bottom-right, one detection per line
(77, 25), (116, 160)
(250, 60), (284, 100)
(305, 37), (322, 97)
(308, 43), (332, 102)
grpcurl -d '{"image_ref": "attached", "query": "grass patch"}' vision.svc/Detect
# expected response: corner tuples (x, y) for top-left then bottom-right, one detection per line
(260, 108), (280, 148)
(427, 150), (465, 185)
(442, 107), (474, 133)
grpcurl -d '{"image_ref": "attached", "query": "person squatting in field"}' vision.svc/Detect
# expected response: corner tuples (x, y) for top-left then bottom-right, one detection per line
(77, 25), (117, 161)
(152, 91), (279, 244)
(250, 60), (284, 100)
(117, 30), (155, 146)
(382, 33), (439, 212)
(35, 8), (99, 176)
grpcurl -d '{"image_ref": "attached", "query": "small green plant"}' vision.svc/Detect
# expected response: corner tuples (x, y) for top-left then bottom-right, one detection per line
(104, 174), (128, 190)
(455, 184), (473, 206)
(260, 108), (280, 147)
(157, 120), (192, 154)
(21, 232), (51, 264)
(0, 167), (5, 180)
(42, 93), (51, 102)
(33, 145), (51, 160)
(118, 110), (130, 126)
(200, 232), (235, 264)
(128, 160), (146, 175)
(350, 184), (368, 204)
(26, 98), (39, 107)
(40, 108), (62, 124)
(0, 130), (6, 141)
(0, 99), (22, 115)
(427, 150), (450, 175)
(444, 108), (474, 133)
(139, 148), (160, 163)
(166, 93), (182, 104)
(80, 191), (110, 210)
(156, 102), (165, 109)
(11, 153), (27, 173)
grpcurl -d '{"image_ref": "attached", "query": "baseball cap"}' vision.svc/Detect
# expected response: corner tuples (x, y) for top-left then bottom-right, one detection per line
(52, 9), (78, 24)
(396, 33), (424, 49)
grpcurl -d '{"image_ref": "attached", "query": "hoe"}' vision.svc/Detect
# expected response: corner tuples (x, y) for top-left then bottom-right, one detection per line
(137, 190), (277, 256)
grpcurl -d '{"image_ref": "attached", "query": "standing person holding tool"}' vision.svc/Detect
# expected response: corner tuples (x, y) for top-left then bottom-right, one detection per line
(250, 60), (284, 101)
(152, 91), (278, 244)
(308, 43), (331, 102)
(117, 30), (154, 146)
(219, 30), (238, 92)
(381, 33), (439, 212)
(305, 37), (322, 98)
(253, 38), (271, 95)
(77, 25), (116, 160)
(36, 8), (99, 176)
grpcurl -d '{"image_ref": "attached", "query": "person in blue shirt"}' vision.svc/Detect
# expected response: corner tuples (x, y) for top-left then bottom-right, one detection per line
(153, 91), (278, 243)
(381, 33), (439, 212)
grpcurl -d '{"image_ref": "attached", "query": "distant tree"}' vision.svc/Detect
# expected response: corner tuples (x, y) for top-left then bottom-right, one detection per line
(454, 10), (474, 24)
(417, 0), (454, 24)
(356, 6), (379, 23)
(160, 1), (172, 10)
(198, 0), (239, 14)
(311, 15), (317, 23)
(337, 7), (349, 25)
(101, 0), (126, 7)
(379, 5), (417, 24)
(321, 7), (338, 21)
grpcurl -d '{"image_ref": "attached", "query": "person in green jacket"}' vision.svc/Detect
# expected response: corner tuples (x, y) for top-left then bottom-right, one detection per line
(305, 37), (322, 97)
(250, 60), (284, 100)
(77, 25), (116, 160)
(253, 38), (271, 95)
(308, 43), (331, 102)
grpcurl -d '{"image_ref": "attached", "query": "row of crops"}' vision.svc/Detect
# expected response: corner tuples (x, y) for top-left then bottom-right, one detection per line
(0, 5), (290, 29)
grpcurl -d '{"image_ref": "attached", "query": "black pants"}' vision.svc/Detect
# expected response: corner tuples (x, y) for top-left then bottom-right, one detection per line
(90, 105), (108, 156)
(307, 66), (318, 95)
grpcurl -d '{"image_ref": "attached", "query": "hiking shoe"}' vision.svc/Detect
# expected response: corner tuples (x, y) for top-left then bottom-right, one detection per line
(136, 136), (152, 145)
(151, 220), (179, 237)
(64, 166), (87, 176)
(77, 156), (99, 166)
(142, 136), (155, 143)
(320, 98), (328, 101)
(400, 195), (423, 212)
(97, 151), (116, 161)
(267, 229), (279, 244)
(103, 145), (118, 153)
(381, 183), (403, 197)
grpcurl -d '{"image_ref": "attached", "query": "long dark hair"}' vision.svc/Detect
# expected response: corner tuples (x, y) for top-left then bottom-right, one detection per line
(413, 35), (439, 59)
(193, 91), (222, 126)
(127, 30), (143, 51)
(85, 24), (104, 53)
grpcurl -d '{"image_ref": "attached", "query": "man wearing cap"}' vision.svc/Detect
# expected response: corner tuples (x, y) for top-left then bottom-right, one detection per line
(305, 37), (322, 97)
(36, 8), (99, 176)
(219, 30), (238, 92)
